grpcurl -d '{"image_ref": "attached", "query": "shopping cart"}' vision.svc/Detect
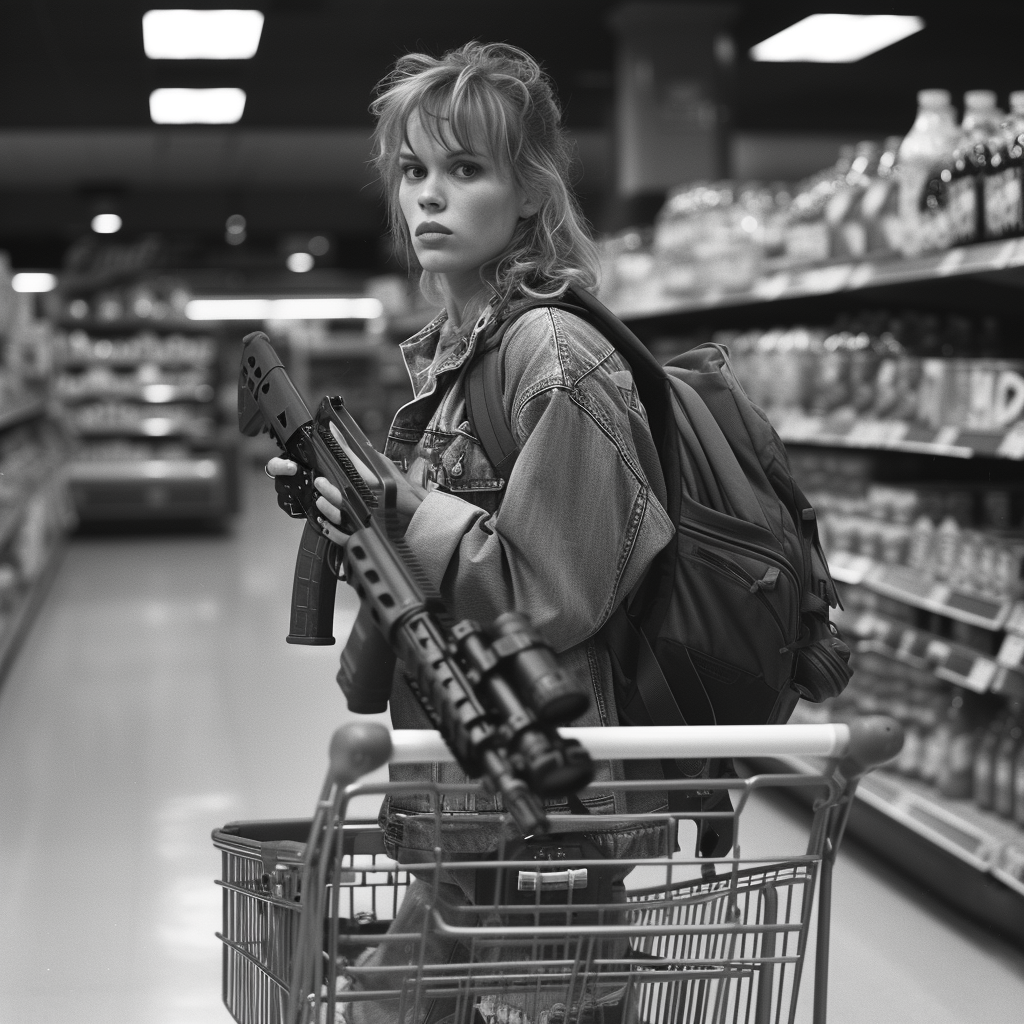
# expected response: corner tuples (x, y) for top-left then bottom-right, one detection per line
(213, 718), (901, 1024)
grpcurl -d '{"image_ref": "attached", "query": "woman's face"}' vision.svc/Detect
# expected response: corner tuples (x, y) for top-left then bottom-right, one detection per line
(398, 110), (536, 291)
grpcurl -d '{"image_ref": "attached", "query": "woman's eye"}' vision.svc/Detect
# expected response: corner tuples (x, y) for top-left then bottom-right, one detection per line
(454, 163), (479, 179)
(401, 165), (425, 180)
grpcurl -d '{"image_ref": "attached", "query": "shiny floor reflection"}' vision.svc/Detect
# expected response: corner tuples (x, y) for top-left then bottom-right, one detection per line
(1, 466), (1022, 1023)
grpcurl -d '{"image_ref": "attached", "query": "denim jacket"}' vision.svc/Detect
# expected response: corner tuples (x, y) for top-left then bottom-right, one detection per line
(378, 298), (676, 859)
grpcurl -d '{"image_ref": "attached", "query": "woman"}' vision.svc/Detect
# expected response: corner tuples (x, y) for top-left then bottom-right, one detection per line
(269, 42), (674, 1022)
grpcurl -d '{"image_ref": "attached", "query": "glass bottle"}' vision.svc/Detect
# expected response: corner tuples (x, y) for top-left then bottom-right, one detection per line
(947, 90), (1001, 246)
(993, 702), (1024, 817)
(984, 91), (1024, 241)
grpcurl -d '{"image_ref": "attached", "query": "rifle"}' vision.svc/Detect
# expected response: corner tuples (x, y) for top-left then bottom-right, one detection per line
(238, 331), (593, 834)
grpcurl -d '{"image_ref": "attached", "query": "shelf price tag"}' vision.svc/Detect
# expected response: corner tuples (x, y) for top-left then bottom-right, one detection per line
(932, 426), (960, 449)
(1005, 602), (1024, 638)
(752, 273), (790, 300)
(847, 263), (875, 290)
(802, 265), (852, 294)
(997, 422), (1024, 460)
(992, 239), (1020, 269)
(847, 419), (898, 447)
(883, 421), (909, 446)
(937, 248), (965, 276)
(998, 632), (1024, 669)
(965, 658), (998, 693)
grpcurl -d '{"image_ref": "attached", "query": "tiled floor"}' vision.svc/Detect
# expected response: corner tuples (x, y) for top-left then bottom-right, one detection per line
(2, 466), (1023, 1023)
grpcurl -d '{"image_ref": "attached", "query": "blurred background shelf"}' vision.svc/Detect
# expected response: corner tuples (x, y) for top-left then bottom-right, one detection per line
(614, 238), (1024, 323)
(0, 535), (66, 683)
(756, 743), (1024, 947)
(0, 398), (45, 432)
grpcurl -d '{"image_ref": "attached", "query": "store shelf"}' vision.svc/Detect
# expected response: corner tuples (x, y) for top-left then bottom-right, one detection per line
(56, 316), (198, 332)
(829, 550), (1017, 633)
(0, 536), (66, 683)
(834, 609), (1024, 701)
(0, 398), (45, 433)
(753, 742), (1024, 946)
(613, 237), (1024, 322)
(69, 454), (230, 523)
(60, 352), (217, 370)
(0, 458), (67, 553)
(67, 457), (222, 483)
(73, 419), (217, 440)
(57, 383), (216, 404)
(773, 411), (1024, 461)
(753, 749), (1024, 944)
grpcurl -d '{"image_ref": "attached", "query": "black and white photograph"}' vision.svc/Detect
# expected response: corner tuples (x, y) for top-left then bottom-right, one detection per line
(1, 4), (1023, 1023)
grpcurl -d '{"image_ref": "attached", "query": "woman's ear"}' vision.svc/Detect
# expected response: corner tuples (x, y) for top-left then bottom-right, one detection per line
(519, 192), (540, 219)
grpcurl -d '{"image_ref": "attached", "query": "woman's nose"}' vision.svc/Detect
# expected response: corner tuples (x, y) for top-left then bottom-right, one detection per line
(418, 175), (445, 210)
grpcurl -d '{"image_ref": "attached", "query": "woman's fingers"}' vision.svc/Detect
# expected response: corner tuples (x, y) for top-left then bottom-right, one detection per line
(318, 518), (350, 546)
(314, 478), (350, 546)
(315, 493), (343, 526)
(266, 457), (298, 477)
(313, 476), (344, 508)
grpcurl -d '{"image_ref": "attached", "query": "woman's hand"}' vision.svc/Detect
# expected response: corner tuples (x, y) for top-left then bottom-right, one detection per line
(265, 457), (351, 546)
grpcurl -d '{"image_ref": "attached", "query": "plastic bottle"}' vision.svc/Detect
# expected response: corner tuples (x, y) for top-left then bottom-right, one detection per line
(919, 685), (955, 784)
(897, 90), (962, 256)
(828, 140), (881, 260)
(1013, 738), (1024, 827)
(947, 90), (1001, 246)
(784, 147), (856, 267)
(984, 91), (1024, 241)
(861, 136), (904, 256)
(973, 707), (1008, 809)
(936, 691), (988, 799)
(993, 702), (1024, 818)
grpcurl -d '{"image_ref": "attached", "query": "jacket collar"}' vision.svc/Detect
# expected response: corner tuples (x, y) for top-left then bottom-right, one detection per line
(399, 295), (535, 399)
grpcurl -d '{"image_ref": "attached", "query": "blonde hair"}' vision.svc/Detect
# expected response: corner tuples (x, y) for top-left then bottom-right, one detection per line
(370, 42), (600, 324)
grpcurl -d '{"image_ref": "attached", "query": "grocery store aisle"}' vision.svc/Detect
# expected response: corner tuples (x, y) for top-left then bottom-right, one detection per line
(1, 464), (1024, 1024)
(0, 464), (382, 1024)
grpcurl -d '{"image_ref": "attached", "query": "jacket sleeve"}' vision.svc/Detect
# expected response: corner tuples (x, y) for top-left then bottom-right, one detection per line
(403, 310), (674, 653)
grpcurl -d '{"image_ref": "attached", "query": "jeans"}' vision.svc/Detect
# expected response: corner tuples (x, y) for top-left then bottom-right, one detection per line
(345, 867), (635, 1024)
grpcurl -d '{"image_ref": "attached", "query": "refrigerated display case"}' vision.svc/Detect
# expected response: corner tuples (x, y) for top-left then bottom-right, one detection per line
(610, 238), (1024, 947)
(48, 278), (238, 526)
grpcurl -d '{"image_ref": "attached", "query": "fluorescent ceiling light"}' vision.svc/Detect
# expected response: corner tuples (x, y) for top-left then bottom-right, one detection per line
(286, 252), (315, 273)
(92, 213), (122, 234)
(12, 272), (58, 293)
(750, 14), (925, 63)
(150, 87), (246, 124)
(185, 297), (385, 320)
(142, 9), (264, 60)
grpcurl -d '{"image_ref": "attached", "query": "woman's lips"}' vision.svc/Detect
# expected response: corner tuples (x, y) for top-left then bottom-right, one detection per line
(415, 222), (452, 236)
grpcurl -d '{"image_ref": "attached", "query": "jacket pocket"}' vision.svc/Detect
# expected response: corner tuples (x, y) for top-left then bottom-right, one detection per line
(439, 433), (506, 493)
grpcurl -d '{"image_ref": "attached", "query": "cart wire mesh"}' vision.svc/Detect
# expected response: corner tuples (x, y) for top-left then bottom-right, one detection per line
(214, 770), (845, 1024)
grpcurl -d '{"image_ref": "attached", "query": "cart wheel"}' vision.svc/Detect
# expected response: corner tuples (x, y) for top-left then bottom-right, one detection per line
(329, 721), (392, 785)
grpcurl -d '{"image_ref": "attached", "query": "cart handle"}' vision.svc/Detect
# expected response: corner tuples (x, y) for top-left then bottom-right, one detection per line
(329, 717), (902, 782)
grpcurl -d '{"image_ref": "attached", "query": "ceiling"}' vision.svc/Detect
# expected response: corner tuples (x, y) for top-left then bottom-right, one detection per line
(2, 1), (1022, 269)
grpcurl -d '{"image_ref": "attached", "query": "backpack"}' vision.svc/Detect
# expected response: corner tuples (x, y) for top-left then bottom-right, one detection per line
(464, 287), (853, 852)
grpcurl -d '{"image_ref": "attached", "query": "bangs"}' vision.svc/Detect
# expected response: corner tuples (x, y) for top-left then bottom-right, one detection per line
(390, 77), (521, 174)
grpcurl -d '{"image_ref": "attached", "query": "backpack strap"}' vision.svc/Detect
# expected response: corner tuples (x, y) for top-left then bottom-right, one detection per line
(464, 318), (521, 481)
(464, 297), (586, 479)
(464, 286), (672, 480)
